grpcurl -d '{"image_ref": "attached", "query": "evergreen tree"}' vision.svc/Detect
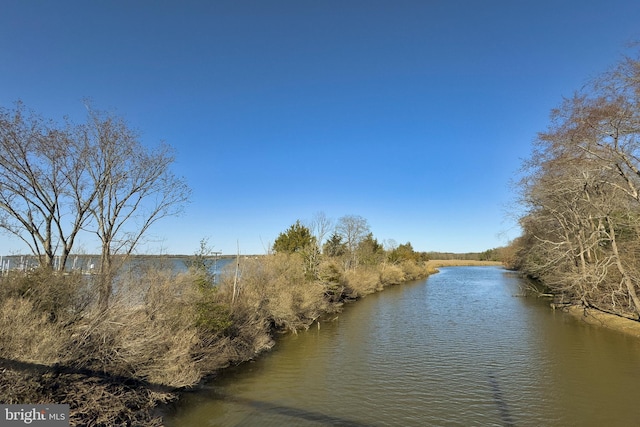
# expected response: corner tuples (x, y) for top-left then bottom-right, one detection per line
(273, 220), (316, 254)
(323, 233), (347, 257)
(357, 233), (384, 265)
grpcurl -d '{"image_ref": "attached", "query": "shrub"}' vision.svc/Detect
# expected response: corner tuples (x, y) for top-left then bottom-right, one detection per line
(194, 298), (233, 334)
(317, 260), (346, 302)
(343, 267), (382, 298)
(0, 268), (90, 322)
(68, 269), (208, 388)
(379, 263), (405, 286)
(220, 253), (328, 332)
(400, 260), (429, 281)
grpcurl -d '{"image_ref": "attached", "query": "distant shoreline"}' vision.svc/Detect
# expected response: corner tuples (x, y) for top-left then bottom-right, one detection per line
(427, 259), (503, 269)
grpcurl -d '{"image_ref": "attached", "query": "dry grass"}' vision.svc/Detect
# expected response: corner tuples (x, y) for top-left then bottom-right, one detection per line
(379, 263), (405, 286)
(0, 297), (70, 364)
(64, 269), (207, 388)
(400, 260), (431, 279)
(344, 267), (382, 297)
(0, 364), (173, 427)
(0, 267), (226, 425)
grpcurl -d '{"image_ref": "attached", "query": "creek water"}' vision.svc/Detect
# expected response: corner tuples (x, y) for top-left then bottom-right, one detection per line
(164, 266), (640, 426)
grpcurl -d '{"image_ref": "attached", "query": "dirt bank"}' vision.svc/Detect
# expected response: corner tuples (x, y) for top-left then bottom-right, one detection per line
(564, 306), (640, 338)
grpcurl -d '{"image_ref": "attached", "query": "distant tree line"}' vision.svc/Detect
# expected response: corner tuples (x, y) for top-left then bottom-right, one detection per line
(510, 48), (640, 319)
(424, 249), (505, 262)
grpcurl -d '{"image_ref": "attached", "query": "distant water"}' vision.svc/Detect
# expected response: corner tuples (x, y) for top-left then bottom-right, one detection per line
(165, 266), (640, 426)
(0, 254), (235, 281)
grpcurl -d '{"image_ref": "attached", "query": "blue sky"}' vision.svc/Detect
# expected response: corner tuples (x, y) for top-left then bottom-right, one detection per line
(2, 1), (640, 255)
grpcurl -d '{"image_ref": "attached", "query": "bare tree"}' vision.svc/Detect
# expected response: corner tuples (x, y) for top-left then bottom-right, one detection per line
(335, 214), (370, 268)
(83, 107), (191, 308)
(307, 211), (333, 252)
(0, 102), (95, 270)
(384, 239), (398, 252)
(0, 102), (190, 309)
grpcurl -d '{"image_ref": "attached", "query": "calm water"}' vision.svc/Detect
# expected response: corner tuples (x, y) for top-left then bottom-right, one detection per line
(165, 266), (640, 426)
(0, 255), (235, 275)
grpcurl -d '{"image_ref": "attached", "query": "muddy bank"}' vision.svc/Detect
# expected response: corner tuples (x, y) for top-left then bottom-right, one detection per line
(564, 306), (640, 338)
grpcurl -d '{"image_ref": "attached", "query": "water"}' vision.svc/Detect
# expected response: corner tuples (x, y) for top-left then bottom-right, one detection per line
(0, 254), (235, 280)
(165, 266), (640, 426)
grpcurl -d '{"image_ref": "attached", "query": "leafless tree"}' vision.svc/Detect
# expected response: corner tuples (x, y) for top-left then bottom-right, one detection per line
(0, 102), (191, 308)
(335, 214), (370, 268)
(308, 211), (333, 252)
(83, 107), (191, 308)
(0, 102), (96, 270)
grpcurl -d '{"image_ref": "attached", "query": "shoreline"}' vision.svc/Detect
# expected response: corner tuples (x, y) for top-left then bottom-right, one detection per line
(426, 259), (503, 271)
(564, 305), (640, 338)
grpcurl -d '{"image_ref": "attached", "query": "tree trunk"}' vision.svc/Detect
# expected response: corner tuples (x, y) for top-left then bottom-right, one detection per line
(97, 243), (113, 310)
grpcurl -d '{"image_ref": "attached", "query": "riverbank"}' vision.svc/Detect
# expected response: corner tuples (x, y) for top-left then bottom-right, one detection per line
(564, 305), (640, 338)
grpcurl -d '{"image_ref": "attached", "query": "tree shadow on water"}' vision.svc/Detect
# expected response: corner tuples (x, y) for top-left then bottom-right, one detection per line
(218, 393), (376, 427)
(487, 369), (516, 427)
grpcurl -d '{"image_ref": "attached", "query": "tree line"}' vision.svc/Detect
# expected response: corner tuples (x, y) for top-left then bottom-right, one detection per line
(0, 102), (190, 307)
(511, 48), (640, 319)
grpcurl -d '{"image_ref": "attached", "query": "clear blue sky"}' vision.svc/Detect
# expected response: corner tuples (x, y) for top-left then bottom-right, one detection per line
(2, 1), (640, 255)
